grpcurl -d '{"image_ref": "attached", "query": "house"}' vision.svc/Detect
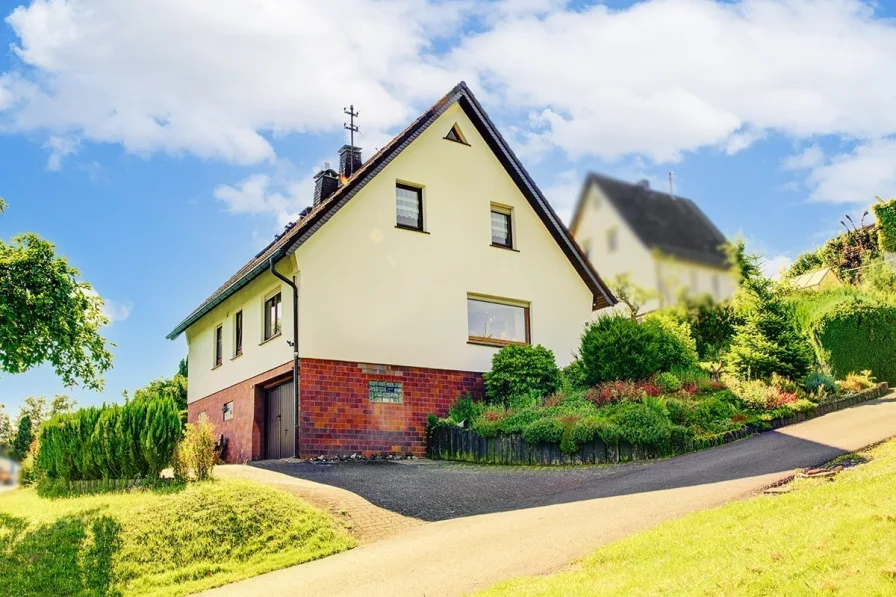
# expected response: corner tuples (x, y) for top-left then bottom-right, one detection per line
(791, 267), (841, 291)
(569, 173), (735, 314)
(167, 82), (615, 462)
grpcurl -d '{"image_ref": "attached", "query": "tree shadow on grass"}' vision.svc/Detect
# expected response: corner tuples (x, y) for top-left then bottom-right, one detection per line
(0, 510), (123, 596)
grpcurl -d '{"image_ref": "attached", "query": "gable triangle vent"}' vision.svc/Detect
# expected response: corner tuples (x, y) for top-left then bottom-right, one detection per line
(445, 122), (469, 145)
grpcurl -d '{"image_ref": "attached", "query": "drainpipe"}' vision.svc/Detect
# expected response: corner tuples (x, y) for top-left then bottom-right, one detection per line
(269, 254), (299, 458)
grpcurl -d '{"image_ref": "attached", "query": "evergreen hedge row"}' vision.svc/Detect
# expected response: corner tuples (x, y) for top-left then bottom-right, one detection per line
(793, 290), (896, 384)
(38, 395), (181, 482)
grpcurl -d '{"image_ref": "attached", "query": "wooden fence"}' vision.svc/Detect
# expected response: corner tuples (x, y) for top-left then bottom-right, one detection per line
(428, 383), (889, 466)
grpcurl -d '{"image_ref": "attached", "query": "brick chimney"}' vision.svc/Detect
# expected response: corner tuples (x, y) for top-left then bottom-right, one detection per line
(338, 144), (363, 179)
(313, 167), (340, 206)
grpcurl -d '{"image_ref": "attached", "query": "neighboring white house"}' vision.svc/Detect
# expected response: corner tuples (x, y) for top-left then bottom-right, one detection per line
(569, 173), (736, 315)
(167, 82), (615, 462)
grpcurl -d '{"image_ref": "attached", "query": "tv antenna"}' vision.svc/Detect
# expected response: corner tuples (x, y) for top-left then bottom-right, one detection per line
(343, 105), (360, 176)
(668, 171), (675, 199)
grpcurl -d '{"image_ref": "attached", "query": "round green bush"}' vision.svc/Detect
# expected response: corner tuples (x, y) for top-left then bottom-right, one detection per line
(578, 315), (698, 386)
(521, 416), (564, 444)
(654, 372), (682, 393)
(483, 344), (562, 406)
(613, 403), (673, 449)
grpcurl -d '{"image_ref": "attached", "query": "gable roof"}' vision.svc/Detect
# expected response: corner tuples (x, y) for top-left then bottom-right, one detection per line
(167, 82), (615, 340)
(570, 173), (730, 270)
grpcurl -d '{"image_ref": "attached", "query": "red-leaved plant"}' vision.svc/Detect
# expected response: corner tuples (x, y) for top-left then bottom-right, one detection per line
(766, 390), (798, 409)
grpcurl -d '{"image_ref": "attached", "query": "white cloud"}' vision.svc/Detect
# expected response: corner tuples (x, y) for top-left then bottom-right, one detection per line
(782, 145), (824, 171)
(804, 138), (896, 204)
(214, 163), (315, 229)
(102, 299), (133, 324)
(0, 0), (468, 164)
(445, 0), (896, 163)
(760, 254), (792, 279)
(540, 169), (581, 225)
(3, 0), (896, 173)
(43, 135), (78, 170)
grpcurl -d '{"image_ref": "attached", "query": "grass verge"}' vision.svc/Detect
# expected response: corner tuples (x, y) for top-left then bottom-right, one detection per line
(0, 478), (355, 597)
(479, 438), (896, 596)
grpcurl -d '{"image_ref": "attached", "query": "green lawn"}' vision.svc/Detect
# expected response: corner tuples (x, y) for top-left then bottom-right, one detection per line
(0, 478), (355, 597)
(479, 440), (896, 596)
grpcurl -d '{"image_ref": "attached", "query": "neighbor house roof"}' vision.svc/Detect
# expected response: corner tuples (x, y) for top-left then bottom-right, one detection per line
(167, 82), (615, 340)
(570, 173), (730, 270)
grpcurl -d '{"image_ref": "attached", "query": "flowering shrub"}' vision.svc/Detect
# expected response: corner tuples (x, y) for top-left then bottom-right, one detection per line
(766, 390), (799, 409)
(585, 381), (637, 406)
(837, 370), (876, 394)
(637, 381), (663, 397)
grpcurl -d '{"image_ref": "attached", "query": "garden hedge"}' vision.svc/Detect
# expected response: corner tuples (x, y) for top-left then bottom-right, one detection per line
(872, 198), (896, 253)
(38, 395), (181, 484)
(793, 290), (896, 384)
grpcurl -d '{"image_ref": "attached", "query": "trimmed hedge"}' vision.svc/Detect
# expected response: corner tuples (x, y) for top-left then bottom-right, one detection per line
(38, 396), (181, 484)
(872, 198), (896, 253)
(792, 289), (896, 384)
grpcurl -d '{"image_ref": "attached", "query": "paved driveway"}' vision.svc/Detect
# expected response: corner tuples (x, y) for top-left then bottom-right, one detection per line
(206, 393), (896, 597)
(254, 394), (895, 522)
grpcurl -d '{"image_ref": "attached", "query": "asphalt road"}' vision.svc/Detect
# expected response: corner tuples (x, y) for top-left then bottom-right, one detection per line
(207, 392), (896, 597)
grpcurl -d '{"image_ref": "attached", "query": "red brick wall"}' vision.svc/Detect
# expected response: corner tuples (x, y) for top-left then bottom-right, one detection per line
(187, 362), (292, 463)
(299, 358), (484, 457)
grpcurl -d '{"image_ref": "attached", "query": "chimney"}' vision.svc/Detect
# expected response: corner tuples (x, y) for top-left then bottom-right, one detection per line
(338, 144), (363, 179)
(313, 167), (340, 206)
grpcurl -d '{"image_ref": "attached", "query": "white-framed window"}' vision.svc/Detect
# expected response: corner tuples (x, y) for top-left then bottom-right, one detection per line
(263, 290), (282, 341)
(581, 239), (592, 261)
(490, 204), (514, 249)
(607, 228), (619, 253)
(213, 324), (223, 368)
(467, 295), (530, 346)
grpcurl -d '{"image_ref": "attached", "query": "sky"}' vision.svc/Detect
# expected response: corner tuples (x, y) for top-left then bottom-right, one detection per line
(1, 0), (895, 415)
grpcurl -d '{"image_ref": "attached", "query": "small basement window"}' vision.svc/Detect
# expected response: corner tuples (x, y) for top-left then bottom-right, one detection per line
(222, 401), (234, 421)
(491, 205), (513, 248)
(467, 296), (530, 346)
(396, 183), (424, 231)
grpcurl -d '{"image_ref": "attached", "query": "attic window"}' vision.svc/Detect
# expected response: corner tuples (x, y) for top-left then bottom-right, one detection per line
(445, 123), (469, 145)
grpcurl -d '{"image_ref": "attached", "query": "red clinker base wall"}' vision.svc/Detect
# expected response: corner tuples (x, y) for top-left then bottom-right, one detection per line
(187, 362), (292, 463)
(188, 358), (484, 462)
(299, 358), (484, 458)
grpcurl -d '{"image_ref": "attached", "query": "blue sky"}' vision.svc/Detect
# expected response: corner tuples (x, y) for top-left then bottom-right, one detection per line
(2, 0), (895, 415)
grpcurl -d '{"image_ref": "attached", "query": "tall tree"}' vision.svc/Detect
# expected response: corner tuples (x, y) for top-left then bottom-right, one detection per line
(132, 375), (188, 412)
(178, 356), (189, 378)
(0, 202), (113, 390)
(725, 241), (814, 381)
(12, 415), (32, 460)
(0, 404), (13, 449)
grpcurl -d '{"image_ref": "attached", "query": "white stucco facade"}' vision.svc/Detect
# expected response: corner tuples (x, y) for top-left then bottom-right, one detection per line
(185, 102), (598, 404)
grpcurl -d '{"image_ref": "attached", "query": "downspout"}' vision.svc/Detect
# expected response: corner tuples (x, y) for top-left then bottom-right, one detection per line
(269, 254), (299, 458)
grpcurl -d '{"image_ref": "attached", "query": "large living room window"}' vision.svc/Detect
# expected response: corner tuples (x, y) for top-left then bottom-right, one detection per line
(467, 296), (530, 346)
(264, 291), (282, 341)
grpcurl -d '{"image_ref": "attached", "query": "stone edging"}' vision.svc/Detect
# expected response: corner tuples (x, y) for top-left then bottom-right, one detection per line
(427, 382), (890, 466)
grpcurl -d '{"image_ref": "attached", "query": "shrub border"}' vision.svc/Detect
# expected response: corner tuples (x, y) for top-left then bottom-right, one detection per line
(427, 383), (890, 466)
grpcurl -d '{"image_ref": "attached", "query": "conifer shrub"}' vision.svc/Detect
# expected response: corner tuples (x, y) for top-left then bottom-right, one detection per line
(37, 394), (181, 486)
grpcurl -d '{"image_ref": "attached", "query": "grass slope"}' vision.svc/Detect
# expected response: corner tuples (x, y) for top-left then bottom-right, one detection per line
(0, 479), (355, 597)
(480, 440), (896, 596)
